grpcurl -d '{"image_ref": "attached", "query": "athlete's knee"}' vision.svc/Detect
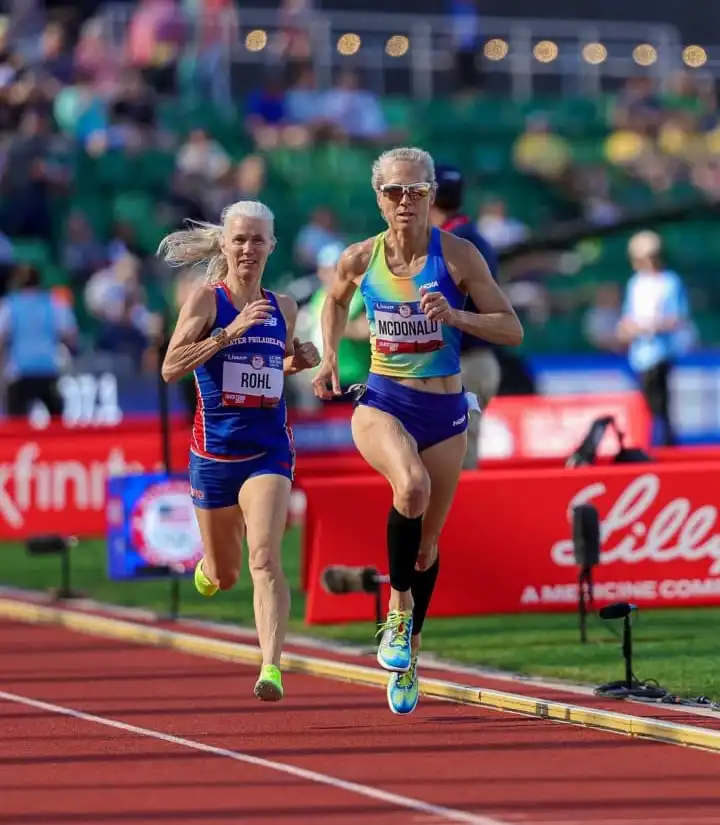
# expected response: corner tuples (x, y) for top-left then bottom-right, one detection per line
(248, 544), (283, 579)
(393, 466), (430, 518)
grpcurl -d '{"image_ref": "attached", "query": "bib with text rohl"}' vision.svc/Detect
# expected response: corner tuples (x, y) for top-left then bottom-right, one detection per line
(221, 353), (283, 408)
(373, 301), (444, 354)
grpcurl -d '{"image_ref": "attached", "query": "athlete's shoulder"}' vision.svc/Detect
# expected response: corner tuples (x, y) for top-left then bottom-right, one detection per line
(338, 237), (376, 279)
(181, 282), (217, 315)
(272, 291), (298, 321)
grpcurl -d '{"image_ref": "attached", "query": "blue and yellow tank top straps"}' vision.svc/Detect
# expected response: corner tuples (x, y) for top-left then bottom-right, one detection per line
(359, 227), (465, 380)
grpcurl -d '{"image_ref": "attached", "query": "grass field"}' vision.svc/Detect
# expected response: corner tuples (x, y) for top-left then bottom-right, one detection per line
(2, 527), (719, 700)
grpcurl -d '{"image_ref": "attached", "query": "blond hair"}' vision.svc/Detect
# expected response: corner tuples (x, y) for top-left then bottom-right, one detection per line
(371, 146), (436, 191)
(157, 201), (275, 283)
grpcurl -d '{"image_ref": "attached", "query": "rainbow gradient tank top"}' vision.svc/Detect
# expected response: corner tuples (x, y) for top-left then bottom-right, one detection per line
(359, 228), (465, 380)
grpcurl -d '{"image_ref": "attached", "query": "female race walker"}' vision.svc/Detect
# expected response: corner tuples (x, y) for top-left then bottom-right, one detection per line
(312, 147), (523, 715)
(159, 201), (320, 703)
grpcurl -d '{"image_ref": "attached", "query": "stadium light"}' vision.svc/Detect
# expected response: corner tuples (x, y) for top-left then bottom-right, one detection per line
(633, 44), (658, 66)
(337, 33), (361, 56)
(386, 35), (409, 57)
(245, 29), (267, 52)
(582, 42), (607, 65)
(484, 38), (508, 61)
(683, 45), (707, 68)
(533, 40), (559, 63)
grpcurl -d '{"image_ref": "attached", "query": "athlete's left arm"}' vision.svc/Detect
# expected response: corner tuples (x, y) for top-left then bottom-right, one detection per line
(440, 235), (524, 346)
(276, 294), (321, 375)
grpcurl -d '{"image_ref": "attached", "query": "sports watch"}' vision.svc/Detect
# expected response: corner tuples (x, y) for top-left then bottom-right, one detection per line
(210, 327), (230, 349)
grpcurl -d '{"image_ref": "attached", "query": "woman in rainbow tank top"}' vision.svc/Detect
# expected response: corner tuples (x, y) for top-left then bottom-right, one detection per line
(159, 201), (320, 703)
(312, 148), (523, 715)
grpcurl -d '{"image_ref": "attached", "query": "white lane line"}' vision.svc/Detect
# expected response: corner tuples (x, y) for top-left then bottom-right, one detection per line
(0, 689), (506, 825)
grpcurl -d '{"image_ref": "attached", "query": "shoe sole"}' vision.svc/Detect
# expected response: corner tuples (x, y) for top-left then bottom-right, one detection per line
(377, 648), (411, 673)
(254, 680), (283, 702)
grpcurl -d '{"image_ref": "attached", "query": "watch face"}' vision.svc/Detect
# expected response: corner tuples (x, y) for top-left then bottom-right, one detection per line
(211, 328), (224, 339)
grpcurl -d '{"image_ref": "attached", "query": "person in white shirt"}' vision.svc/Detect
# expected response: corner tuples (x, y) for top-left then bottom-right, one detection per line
(616, 231), (693, 446)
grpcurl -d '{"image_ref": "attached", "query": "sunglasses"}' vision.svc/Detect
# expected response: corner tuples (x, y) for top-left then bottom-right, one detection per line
(378, 182), (433, 203)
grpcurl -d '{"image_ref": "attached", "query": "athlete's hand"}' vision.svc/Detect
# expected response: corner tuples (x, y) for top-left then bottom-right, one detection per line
(420, 288), (456, 325)
(290, 338), (321, 372)
(224, 298), (274, 340)
(312, 356), (341, 399)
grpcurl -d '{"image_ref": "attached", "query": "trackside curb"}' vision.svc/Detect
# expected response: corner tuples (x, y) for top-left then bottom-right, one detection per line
(2, 596), (720, 754)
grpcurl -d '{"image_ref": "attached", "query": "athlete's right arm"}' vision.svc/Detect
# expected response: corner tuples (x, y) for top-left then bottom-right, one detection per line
(313, 241), (371, 399)
(161, 286), (220, 383)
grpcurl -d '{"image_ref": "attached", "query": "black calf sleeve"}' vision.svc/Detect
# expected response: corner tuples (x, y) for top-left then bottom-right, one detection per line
(387, 506), (423, 592)
(411, 554), (440, 635)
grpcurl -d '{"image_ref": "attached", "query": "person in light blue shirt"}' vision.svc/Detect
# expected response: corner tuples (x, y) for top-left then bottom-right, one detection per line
(0, 264), (77, 418)
(617, 231), (694, 446)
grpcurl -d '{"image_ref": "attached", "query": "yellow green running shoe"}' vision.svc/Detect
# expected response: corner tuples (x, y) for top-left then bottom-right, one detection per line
(376, 609), (413, 672)
(387, 654), (419, 715)
(254, 664), (284, 702)
(194, 559), (218, 597)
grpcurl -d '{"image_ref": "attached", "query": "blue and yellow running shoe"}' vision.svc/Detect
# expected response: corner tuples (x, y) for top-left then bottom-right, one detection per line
(387, 654), (419, 715)
(254, 664), (284, 702)
(376, 609), (413, 672)
(194, 559), (218, 597)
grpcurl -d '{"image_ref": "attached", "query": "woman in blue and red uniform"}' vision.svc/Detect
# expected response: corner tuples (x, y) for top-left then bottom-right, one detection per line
(159, 201), (319, 702)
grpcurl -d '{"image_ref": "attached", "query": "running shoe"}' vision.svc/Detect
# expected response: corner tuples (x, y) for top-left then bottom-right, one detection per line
(376, 609), (413, 672)
(194, 559), (218, 597)
(254, 664), (284, 702)
(387, 654), (419, 715)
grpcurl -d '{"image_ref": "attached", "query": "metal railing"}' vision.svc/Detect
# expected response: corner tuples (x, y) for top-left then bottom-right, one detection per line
(94, 4), (712, 100)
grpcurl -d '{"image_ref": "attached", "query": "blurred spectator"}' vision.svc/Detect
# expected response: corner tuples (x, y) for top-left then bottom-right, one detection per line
(161, 171), (209, 228)
(513, 114), (572, 183)
(84, 253), (162, 369)
(293, 207), (341, 271)
(616, 231), (694, 446)
(109, 69), (158, 148)
(275, 0), (315, 70)
(429, 163), (502, 469)
(176, 127), (231, 182)
(289, 242), (368, 410)
(284, 66), (331, 142)
(53, 68), (108, 148)
(74, 17), (126, 96)
(203, 154), (266, 222)
(61, 211), (108, 285)
(583, 283), (624, 353)
(36, 22), (74, 87)
(0, 263), (77, 417)
(322, 70), (389, 145)
(447, 0), (482, 94)
(611, 76), (663, 135)
(0, 111), (61, 239)
(245, 77), (288, 149)
(476, 199), (528, 250)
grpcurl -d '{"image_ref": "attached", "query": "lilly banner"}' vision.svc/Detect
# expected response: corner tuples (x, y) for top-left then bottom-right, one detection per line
(106, 473), (203, 580)
(302, 462), (720, 622)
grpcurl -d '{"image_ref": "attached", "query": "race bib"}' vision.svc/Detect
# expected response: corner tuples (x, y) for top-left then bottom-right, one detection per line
(221, 354), (283, 407)
(373, 301), (444, 354)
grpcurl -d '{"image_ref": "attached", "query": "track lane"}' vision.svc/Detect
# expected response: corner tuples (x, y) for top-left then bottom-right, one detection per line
(3, 621), (720, 825)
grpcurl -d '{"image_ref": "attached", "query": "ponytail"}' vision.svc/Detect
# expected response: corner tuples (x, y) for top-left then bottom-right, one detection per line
(157, 221), (229, 284)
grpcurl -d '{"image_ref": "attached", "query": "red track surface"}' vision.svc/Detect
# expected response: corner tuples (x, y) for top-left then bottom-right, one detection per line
(3, 619), (720, 825)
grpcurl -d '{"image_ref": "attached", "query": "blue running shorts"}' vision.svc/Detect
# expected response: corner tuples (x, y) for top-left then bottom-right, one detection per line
(354, 372), (474, 452)
(189, 447), (294, 509)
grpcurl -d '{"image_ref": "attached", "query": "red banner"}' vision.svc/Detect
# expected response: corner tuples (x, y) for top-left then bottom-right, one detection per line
(303, 462), (720, 622)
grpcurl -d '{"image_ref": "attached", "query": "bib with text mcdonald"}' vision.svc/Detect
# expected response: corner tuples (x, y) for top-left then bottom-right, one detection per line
(221, 353), (283, 408)
(372, 300), (443, 355)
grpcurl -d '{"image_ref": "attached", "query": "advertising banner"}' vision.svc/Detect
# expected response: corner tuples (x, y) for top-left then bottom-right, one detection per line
(303, 462), (720, 622)
(0, 392), (650, 539)
(106, 474), (203, 580)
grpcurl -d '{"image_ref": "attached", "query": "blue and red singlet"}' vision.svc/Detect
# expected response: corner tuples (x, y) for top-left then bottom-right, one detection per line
(188, 284), (294, 509)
